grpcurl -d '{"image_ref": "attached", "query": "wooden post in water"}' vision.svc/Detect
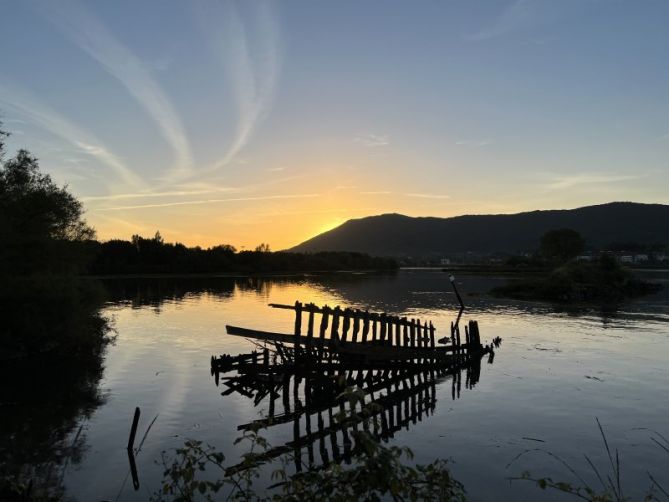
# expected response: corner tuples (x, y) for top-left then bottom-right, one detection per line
(472, 320), (480, 349)
(127, 407), (140, 452)
(395, 317), (402, 347)
(423, 322), (429, 348)
(331, 307), (341, 344)
(402, 318), (409, 347)
(294, 301), (302, 354)
(341, 308), (351, 342)
(385, 316), (392, 346)
(429, 322), (435, 349)
(465, 324), (470, 350)
(379, 313), (387, 344)
(361, 311), (370, 344)
(372, 314), (378, 342)
(352, 311), (360, 343)
(307, 304), (315, 350)
(414, 320), (421, 349)
(319, 306), (330, 361)
(455, 324), (461, 355)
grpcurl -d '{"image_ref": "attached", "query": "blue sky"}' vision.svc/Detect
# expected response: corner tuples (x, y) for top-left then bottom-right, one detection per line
(1, 0), (667, 248)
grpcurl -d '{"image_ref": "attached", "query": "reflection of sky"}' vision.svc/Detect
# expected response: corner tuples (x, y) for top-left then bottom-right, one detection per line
(62, 270), (669, 500)
(2, 1), (669, 249)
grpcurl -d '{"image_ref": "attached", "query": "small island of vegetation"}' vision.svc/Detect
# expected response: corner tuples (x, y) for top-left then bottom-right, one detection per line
(491, 229), (662, 303)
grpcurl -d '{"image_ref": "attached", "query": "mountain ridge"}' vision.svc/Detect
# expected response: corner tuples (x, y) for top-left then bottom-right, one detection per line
(289, 202), (669, 257)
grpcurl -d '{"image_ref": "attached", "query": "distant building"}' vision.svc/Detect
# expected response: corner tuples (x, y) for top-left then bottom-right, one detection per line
(440, 258), (451, 266)
(619, 255), (634, 263)
(576, 255), (592, 262)
(634, 254), (649, 263)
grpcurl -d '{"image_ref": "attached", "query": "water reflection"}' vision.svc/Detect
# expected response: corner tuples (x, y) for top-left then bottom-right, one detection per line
(38, 270), (667, 500)
(214, 353), (495, 475)
(101, 270), (669, 326)
(0, 353), (106, 499)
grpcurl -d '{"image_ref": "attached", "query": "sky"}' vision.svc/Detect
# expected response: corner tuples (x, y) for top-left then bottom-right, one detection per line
(1, 0), (668, 250)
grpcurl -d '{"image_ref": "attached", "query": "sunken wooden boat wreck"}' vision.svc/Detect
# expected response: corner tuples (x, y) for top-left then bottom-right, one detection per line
(216, 277), (499, 373)
(210, 277), (502, 476)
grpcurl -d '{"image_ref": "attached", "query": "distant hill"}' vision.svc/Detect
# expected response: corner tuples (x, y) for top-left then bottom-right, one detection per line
(290, 202), (669, 257)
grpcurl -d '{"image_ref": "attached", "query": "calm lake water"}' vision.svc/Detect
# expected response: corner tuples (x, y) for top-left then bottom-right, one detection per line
(31, 270), (669, 500)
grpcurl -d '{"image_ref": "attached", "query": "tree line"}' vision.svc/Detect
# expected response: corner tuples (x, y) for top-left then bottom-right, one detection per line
(86, 233), (398, 275)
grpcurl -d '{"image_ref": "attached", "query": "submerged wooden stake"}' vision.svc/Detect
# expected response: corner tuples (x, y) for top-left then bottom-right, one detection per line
(127, 406), (140, 452)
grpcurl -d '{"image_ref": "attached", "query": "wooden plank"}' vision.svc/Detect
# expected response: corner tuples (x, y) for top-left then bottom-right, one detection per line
(361, 311), (370, 344)
(352, 311), (360, 343)
(306, 304), (315, 349)
(294, 301), (302, 350)
(429, 322), (435, 349)
(379, 313), (387, 344)
(372, 315), (378, 342)
(395, 317), (402, 347)
(331, 307), (341, 343)
(341, 308), (351, 342)
(403, 319), (409, 346)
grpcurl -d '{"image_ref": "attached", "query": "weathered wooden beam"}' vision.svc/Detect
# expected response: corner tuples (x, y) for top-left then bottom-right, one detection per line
(294, 301), (302, 351)
(379, 313), (387, 344)
(331, 307), (341, 344)
(361, 311), (370, 344)
(341, 308), (351, 342)
(429, 322), (435, 349)
(352, 311), (360, 343)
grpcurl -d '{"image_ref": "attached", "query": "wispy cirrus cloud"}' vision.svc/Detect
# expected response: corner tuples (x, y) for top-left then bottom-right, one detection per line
(455, 139), (489, 147)
(355, 134), (390, 147)
(360, 191), (392, 195)
(35, 0), (193, 179)
(469, 0), (588, 42)
(94, 193), (320, 211)
(0, 83), (143, 188)
(198, 0), (281, 171)
(470, 0), (537, 41)
(82, 187), (240, 202)
(542, 172), (641, 190)
(405, 193), (450, 199)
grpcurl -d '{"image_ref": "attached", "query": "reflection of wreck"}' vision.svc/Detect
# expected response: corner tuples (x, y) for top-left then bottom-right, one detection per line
(212, 280), (502, 474)
(211, 340), (501, 475)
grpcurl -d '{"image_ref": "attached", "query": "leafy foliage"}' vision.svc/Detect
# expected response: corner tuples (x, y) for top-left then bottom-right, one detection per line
(510, 419), (669, 501)
(0, 121), (111, 356)
(0, 145), (95, 277)
(153, 387), (465, 501)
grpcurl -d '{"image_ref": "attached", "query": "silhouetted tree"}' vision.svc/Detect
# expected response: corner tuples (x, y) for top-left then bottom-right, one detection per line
(255, 243), (271, 252)
(0, 126), (95, 276)
(0, 120), (109, 356)
(539, 229), (585, 264)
